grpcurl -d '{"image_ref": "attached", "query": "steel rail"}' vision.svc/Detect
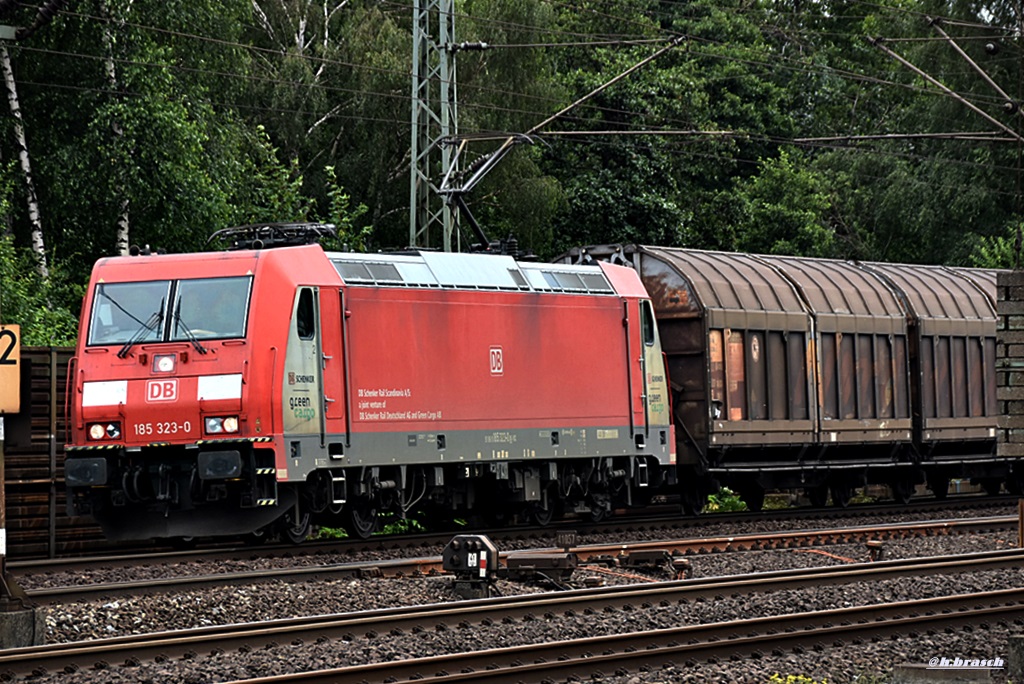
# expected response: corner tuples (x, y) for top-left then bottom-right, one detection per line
(19, 516), (1020, 603)
(4, 549), (1023, 679)
(9, 493), (1015, 572)
(554, 514), (1018, 561)
(228, 586), (1024, 683)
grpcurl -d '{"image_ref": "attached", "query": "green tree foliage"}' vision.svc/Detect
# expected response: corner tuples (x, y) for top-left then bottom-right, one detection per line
(0, 234), (78, 345)
(2, 0), (1024, 347)
(726, 149), (838, 257)
(323, 165), (371, 252)
(971, 222), (1021, 269)
(540, 0), (797, 257)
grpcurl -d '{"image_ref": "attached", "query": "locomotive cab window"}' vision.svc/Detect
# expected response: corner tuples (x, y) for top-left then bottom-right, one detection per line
(87, 276), (252, 345)
(88, 280), (172, 346)
(641, 300), (656, 346)
(296, 288), (316, 340)
(172, 276), (252, 341)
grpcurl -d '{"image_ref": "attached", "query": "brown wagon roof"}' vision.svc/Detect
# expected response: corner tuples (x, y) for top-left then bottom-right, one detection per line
(640, 246), (809, 331)
(859, 262), (995, 336)
(760, 255), (905, 334)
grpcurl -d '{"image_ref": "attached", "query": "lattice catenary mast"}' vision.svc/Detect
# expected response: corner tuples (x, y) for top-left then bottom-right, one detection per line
(409, 0), (459, 251)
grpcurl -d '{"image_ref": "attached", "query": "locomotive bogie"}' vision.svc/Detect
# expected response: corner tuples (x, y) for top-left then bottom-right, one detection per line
(65, 442), (287, 539)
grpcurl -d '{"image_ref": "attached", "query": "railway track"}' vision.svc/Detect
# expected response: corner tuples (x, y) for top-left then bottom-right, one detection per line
(227, 586), (1023, 684)
(17, 515), (1020, 603)
(9, 492), (1017, 577)
(5, 549), (1022, 681)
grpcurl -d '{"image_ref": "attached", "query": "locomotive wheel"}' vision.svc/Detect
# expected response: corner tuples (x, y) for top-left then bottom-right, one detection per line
(588, 504), (609, 523)
(529, 485), (562, 527)
(587, 492), (611, 523)
(283, 510), (312, 544)
(343, 501), (378, 539)
(530, 504), (554, 527)
(806, 484), (829, 508)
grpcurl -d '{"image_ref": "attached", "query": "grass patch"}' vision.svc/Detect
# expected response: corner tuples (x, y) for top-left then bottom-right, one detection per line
(703, 487), (748, 513)
(763, 493), (793, 510)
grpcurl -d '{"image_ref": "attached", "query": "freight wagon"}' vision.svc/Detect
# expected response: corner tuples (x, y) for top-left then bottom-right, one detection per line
(559, 245), (1007, 513)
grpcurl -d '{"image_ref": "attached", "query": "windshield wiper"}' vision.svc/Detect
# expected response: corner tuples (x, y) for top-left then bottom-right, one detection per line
(173, 298), (209, 355)
(117, 300), (164, 359)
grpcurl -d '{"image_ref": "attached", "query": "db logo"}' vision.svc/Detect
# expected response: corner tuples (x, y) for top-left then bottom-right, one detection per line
(147, 379), (178, 402)
(489, 347), (503, 376)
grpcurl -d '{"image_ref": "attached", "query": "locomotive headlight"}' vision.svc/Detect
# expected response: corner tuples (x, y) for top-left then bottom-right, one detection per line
(204, 416), (239, 435)
(87, 422), (121, 440)
(153, 354), (176, 373)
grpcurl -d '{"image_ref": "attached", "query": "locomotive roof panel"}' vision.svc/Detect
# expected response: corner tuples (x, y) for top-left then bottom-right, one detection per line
(91, 248), (262, 281)
(637, 246), (810, 331)
(758, 255), (905, 334)
(859, 261), (995, 336)
(328, 251), (618, 295)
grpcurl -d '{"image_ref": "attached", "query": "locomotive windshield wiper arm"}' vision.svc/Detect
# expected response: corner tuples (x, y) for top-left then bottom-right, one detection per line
(117, 301), (164, 359)
(173, 299), (208, 355)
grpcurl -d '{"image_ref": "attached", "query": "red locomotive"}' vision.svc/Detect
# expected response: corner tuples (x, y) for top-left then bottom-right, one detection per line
(64, 225), (676, 541)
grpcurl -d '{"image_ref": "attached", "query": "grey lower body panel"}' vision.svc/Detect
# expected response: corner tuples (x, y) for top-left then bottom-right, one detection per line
(282, 424), (674, 481)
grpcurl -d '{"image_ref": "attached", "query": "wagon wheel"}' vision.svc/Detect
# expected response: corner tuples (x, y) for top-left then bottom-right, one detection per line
(680, 483), (704, 516)
(928, 476), (950, 500)
(890, 478), (914, 505)
(283, 508), (312, 544)
(343, 500), (378, 539)
(806, 484), (829, 508)
(829, 483), (852, 508)
(169, 536), (197, 550)
(738, 485), (765, 512)
(243, 526), (269, 546)
(980, 477), (1003, 497)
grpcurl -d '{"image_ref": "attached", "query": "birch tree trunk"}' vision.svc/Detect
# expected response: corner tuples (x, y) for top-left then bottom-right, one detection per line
(251, 0), (349, 136)
(98, 0), (131, 255)
(1, 43), (47, 279)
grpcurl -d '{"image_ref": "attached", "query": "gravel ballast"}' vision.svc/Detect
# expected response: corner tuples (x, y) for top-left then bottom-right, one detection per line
(15, 510), (1024, 683)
